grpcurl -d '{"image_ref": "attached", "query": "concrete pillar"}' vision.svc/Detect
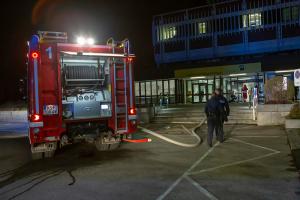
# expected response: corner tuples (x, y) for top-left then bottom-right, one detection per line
(183, 80), (187, 104)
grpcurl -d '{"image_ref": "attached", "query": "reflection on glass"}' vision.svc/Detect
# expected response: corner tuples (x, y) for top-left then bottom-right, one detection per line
(151, 81), (157, 96)
(157, 81), (163, 95)
(140, 82), (145, 96)
(135, 82), (140, 96)
(164, 80), (169, 94)
(193, 84), (200, 103)
(215, 79), (220, 89)
(169, 80), (175, 95)
(208, 85), (213, 94)
(187, 81), (192, 103)
(200, 85), (207, 103)
(146, 82), (151, 96)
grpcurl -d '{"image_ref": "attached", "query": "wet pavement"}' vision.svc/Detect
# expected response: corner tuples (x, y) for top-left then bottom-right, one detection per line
(0, 123), (299, 200)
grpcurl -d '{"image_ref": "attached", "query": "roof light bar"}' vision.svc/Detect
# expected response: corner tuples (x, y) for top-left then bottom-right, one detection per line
(77, 36), (95, 45)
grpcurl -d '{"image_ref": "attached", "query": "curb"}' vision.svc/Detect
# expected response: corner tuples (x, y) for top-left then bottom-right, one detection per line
(0, 111), (27, 122)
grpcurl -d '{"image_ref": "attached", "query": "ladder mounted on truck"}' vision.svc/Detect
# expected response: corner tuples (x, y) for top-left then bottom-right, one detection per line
(107, 38), (132, 134)
(38, 31), (68, 43)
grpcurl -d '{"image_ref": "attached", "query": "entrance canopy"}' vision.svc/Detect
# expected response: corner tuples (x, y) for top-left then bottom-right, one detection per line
(175, 62), (261, 78)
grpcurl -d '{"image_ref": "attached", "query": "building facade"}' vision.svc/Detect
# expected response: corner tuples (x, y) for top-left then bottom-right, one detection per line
(135, 0), (300, 105)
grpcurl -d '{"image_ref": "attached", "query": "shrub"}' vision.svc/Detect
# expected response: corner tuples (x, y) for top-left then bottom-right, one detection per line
(264, 76), (295, 104)
(288, 103), (300, 119)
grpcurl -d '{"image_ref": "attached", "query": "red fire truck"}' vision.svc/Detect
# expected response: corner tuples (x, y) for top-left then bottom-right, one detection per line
(27, 31), (137, 159)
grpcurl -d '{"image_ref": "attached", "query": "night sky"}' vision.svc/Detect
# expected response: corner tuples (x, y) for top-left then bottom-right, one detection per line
(0, 0), (206, 103)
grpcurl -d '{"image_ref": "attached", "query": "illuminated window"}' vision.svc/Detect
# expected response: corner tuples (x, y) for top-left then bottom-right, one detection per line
(243, 13), (262, 28)
(198, 22), (206, 34)
(249, 13), (262, 27)
(160, 26), (177, 40)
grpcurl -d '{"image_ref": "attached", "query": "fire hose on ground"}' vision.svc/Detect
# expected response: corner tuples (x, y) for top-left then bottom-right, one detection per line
(136, 118), (206, 148)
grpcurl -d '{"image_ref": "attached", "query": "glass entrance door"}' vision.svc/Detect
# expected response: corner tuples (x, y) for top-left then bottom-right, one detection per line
(192, 83), (207, 103)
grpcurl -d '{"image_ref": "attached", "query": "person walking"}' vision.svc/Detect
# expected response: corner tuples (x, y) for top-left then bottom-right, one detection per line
(242, 85), (248, 103)
(248, 87), (253, 109)
(215, 88), (230, 143)
(204, 92), (222, 147)
(253, 85), (258, 107)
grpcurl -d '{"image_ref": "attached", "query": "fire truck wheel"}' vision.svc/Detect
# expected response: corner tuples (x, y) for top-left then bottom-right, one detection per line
(95, 131), (120, 151)
(31, 152), (43, 160)
(44, 150), (55, 158)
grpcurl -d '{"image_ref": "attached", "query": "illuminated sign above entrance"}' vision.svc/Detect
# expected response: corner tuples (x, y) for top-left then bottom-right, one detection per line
(175, 63), (261, 78)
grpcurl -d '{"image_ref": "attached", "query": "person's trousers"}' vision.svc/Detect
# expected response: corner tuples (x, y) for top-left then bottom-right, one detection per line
(207, 117), (218, 146)
(217, 121), (224, 142)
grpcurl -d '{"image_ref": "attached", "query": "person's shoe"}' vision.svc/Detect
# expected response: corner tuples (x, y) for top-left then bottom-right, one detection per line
(219, 138), (226, 143)
(208, 143), (212, 147)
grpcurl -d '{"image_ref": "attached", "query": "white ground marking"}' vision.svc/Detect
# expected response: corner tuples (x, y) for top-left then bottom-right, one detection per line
(232, 136), (280, 138)
(156, 142), (220, 200)
(163, 122), (200, 124)
(232, 125), (256, 130)
(230, 138), (280, 153)
(188, 138), (281, 175)
(184, 176), (219, 200)
(188, 152), (280, 175)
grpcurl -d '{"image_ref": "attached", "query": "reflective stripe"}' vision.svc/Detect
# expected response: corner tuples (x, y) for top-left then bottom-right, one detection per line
(45, 136), (58, 141)
(129, 63), (133, 107)
(29, 122), (44, 128)
(33, 58), (39, 114)
(61, 51), (125, 57)
(128, 115), (137, 120)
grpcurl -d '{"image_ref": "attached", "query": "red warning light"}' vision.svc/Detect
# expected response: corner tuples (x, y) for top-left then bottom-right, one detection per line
(31, 52), (39, 59)
(129, 108), (136, 115)
(31, 114), (41, 122)
(127, 57), (133, 63)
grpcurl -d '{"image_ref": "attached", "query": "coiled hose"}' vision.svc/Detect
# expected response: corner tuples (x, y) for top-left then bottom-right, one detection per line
(138, 118), (206, 148)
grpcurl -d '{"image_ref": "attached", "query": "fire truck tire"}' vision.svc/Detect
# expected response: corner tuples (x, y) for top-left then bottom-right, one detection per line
(31, 152), (43, 160)
(95, 130), (120, 151)
(44, 150), (55, 158)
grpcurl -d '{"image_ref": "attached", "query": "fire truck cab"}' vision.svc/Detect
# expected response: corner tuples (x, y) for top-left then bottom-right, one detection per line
(27, 31), (137, 159)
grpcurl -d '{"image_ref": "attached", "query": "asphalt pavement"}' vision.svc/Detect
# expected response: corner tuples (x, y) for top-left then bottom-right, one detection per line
(0, 123), (299, 200)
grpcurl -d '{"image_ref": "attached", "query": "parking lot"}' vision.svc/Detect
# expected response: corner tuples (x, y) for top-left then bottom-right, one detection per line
(0, 122), (299, 200)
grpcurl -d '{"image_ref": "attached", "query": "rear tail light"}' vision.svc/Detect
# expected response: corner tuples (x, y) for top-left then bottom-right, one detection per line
(31, 114), (41, 122)
(129, 108), (136, 115)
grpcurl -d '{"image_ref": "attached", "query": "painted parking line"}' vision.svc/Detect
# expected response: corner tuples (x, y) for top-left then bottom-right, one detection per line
(188, 138), (280, 176)
(184, 176), (219, 200)
(157, 135), (282, 200)
(230, 138), (280, 153)
(156, 142), (220, 200)
(188, 152), (280, 175)
(232, 136), (280, 138)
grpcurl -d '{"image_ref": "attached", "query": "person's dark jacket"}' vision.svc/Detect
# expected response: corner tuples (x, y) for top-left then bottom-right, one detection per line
(216, 95), (230, 121)
(205, 96), (222, 119)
